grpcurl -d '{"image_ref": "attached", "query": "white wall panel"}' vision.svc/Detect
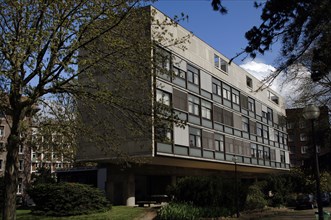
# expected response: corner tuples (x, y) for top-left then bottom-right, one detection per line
(174, 125), (189, 146)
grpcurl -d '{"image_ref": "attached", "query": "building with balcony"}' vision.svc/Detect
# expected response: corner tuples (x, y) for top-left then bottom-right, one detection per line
(286, 106), (331, 171)
(76, 6), (290, 206)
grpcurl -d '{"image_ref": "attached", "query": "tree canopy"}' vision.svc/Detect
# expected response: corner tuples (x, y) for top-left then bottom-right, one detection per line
(0, 1), (189, 219)
(212, 0), (331, 83)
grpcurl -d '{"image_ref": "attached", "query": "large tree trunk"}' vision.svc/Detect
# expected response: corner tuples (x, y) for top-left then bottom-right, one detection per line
(2, 112), (21, 220)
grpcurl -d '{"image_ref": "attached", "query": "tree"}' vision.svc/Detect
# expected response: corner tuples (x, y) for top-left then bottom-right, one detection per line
(0, 1), (188, 219)
(212, 0), (331, 84)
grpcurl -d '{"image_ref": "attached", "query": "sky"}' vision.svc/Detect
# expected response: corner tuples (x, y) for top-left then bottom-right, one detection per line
(152, 0), (281, 66)
(151, 0), (289, 96)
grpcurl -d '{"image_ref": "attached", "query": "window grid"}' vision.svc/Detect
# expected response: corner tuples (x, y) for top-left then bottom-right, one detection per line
(188, 95), (200, 116)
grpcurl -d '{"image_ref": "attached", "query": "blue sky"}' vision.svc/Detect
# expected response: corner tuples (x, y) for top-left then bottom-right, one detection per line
(152, 0), (280, 66)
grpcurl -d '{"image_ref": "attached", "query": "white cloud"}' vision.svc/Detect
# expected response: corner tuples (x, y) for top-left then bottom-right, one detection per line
(240, 61), (312, 108)
(240, 60), (279, 92)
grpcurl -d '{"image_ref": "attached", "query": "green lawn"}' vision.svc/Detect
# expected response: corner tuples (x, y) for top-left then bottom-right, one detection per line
(16, 206), (148, 220)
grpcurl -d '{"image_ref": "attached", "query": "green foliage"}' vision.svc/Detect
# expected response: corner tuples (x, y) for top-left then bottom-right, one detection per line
(27, 183), (111, 216)
(158, 202), (200, 220)
(167, 176), (246, 217)
(157, 202), (230, 220)
(31, 168), (56, 185)
(168, 176), (223, 207)
(321, 171), (331, 192)
(245, 185), (267, 210)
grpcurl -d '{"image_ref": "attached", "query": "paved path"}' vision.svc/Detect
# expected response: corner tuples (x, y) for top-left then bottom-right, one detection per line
(133, 206), (331, 220)
(258, 207), (331, 220)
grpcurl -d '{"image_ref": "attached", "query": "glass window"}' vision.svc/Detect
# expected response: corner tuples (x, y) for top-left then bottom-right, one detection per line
(299, 120), (306, 128)
(222, 109), (233, 126)
(301, 146), (308, 154)
(173, 66), (186, 79)
(201, 100), (212, 120)
(268, 91), (279, 105)
(156, 89), (171, 106)
(257, 145), (264, 159)
(300, 133), (307, 141)
(263, 125), (269, 139)
(213, 105), (223, 123)
(214, 54), (228, 72)
(280, 151), (286, 163)
(248, 97), (255, 112)
(263, 147), (270, 160)
(156, 122), (172, 144)
(267, 108), (273, 123)
(214, 134), (224, 151)
(246, 76), (253, 88)
(189, 127), (201, 148)
(220, 59), (228, 72)
(202, 131), (214, 150)
(256, 123), (263, 137)
(222, 84), (231, 100)
(212, 83), (221, 96)
(17, 178), (23, 194)
(187, 64), (199, 85)
(155, 46), (171, 74)
(251, 144), (257, 158)
(0, 126), (4, 137)
(225, 137), (234, 153)
(18, 145), (23, 154)
(214, 54), (220, 68)
(188, 95), (200, 116)
(19, 160), (24, 171)
(242, 117), (249, 132)
(232, 89), (240, 105)
(270, 149), (276, 161)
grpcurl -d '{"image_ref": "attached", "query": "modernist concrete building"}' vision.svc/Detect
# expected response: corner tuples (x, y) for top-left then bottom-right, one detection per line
(77, 6), (290, 206)
(286, 106), (331, 171)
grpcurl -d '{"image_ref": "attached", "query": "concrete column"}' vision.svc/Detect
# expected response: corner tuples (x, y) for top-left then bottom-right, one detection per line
(125, 173), (135, 206)
(105, 168), (114, 203)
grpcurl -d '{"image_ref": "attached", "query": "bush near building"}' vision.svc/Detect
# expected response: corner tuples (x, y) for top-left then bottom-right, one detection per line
(161, 176), (246, 219)
(27, 182), (111, 216)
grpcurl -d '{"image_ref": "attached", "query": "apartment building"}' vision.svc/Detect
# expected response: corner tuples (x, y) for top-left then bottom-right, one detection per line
(0, 113), (31, 201)
(0, 114), (73, 202)
(30, 129), (73, 174)
(77, 6), (290, 206)
(286, 106), (331, 171)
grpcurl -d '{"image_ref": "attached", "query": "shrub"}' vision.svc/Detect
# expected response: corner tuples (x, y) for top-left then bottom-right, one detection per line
(158, 202), (200, 220)
(158, 202), (231, 220)
(27, 182), (111, 216)
(168, 176), (230, 207)
(245, 185), (267, 210)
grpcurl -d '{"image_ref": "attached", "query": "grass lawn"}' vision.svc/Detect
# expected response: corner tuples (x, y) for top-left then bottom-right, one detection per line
(16, 206), (148, 220)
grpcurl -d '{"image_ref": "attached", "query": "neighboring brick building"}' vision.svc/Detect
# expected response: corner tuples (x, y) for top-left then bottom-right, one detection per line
(286, 106), (331, 171)
(0, 113), (31, 202)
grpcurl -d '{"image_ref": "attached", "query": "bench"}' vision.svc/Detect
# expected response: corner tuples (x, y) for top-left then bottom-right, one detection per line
(136, 200), (157, 207)
(151, 194), (169, 203)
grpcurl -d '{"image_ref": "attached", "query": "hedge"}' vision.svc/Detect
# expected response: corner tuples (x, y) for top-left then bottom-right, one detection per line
(27, 182), (111, 216)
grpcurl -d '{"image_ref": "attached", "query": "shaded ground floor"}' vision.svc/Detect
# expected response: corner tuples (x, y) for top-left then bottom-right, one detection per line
(101, 161), (282, 206)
